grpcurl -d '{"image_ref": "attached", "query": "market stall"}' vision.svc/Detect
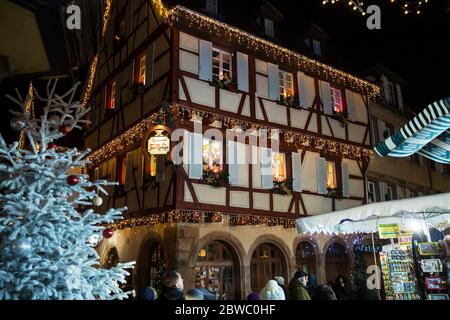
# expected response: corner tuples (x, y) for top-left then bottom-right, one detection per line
(296, 193), (450, 300)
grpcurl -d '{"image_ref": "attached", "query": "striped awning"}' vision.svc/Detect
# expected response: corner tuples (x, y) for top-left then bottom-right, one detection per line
(374, 97), (450, 164)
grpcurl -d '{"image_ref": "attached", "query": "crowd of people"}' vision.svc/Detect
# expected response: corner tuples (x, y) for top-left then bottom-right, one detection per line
(135, 270), (357, 301)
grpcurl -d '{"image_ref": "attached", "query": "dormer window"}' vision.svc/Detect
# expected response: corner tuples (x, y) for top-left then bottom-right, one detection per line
(312, 39), (321, 58)
(205, 0), (218, 15)
(264, 18), (275, 37)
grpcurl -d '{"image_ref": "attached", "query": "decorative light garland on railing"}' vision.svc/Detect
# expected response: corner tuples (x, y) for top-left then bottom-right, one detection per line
(101, 0), (113, 37)
(107, 209), (297, 230)
(166, 6), (380, 97)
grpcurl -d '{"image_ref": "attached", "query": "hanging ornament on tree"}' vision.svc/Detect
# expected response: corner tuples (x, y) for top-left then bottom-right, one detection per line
(103, 229), (114, 238)
(11, 238), (32, 256)
(67, 175), (79, 186)
(92, 195), (103, 206)
(48, 143), (57, 150)
(59, 124), (71, 134)
(10, 116), (26, 131)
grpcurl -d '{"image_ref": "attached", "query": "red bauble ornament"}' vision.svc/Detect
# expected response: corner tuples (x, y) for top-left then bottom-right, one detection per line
(67, 175), (79, 186)
(103, 229), (114, 238)
(59, 125), (71, 134)
(48, 143), (57, 149)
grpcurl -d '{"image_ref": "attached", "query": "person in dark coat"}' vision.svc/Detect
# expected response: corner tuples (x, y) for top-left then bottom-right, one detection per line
(287, 270), (311, 300)
(332, 275), (352, 300)
(247, 292), (260, 300)
(195, 278), (216, 300)
(311, 285), (337, 300)
(307, 273), (318, 295)
(157, 270), (184, 300)
(137, 287), (158, 300)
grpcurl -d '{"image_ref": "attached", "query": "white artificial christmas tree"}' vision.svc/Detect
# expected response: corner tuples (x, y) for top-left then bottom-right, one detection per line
(0, 79), (133, 300)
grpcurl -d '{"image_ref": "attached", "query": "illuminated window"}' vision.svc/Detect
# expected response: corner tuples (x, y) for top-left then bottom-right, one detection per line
(272, 152), (286, 182)
(279, 70), (294, 99)
(212, 48), (231, 81)
(144, 155), (157, 177)
(203, 139), (222, 172)
(330, 87), (343, 113)
(326, 161), (336, 189)
(134, 52), (146, 85)
(105, 80), (116, 110)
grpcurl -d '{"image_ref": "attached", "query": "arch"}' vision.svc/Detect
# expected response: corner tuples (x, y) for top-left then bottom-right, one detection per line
(102, 247), (119, 269)
(190, 231), (245, 300)
(135, 232), (167, 291)
(248, 235), (292, 292)
(295, 241), (317, 276)
(324, 240), (353, 285)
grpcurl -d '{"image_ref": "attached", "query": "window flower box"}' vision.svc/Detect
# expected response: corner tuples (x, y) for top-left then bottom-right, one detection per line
(272, 178), (294, 196)
(332, 110), (349, 127)
(325, 186), (343, 199)
(278, 95), (299, 108)
(202, 169), (229, 188)
(209, 76), (238, 93)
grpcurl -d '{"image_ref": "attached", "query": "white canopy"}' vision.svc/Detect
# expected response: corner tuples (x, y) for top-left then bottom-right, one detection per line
(296, 193), (450, 235)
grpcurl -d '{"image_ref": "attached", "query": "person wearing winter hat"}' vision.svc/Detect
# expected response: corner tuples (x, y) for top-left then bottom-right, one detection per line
(157, 270), (184, 300)
(287, 270), (311, 300)
(137, 287), (158, 300)
(247, 292), (260, 300)
(185, 288), (204, 300)
(260, 279), (286, 300)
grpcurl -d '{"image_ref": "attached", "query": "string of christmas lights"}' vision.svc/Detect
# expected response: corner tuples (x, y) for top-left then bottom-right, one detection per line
(107, 209), (297, 231)
(85, 103), (373, 167)
(101, 0), (113, 37)
(18, 82), (34, 149)
(80, 54), (98, 108)
(322, 0), (429, 15)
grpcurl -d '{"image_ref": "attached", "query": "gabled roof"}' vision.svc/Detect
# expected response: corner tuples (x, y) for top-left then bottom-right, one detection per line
(360, 64), (408, 87)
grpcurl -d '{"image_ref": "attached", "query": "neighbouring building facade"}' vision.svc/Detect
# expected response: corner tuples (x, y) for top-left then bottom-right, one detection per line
(363, 65), (450, 204)
(84, 0), (380, 298)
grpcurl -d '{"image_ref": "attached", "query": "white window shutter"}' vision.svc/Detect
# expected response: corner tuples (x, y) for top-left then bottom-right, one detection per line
(379, 182), (387, 201)
(199, 40), (213, 81)
(320, 81), (332, 115)
(345, 89), (356, 122)
(252, 146), (262, 188)
(380, 75), (389, 101)
(146, 42), (154, 86)
(260, 147), (273, 189)
(341, 162), (350, 198)
(227, 141), (239, 185)
(292, 151), (302, 192)
(237, 52), (249, 92)
(297, 71), (308, 108)
(267, 63), (280, 101)
(395, 83), (404, 110)
(183, 130), (190, 172)
(188, 132), (203, 179)
(316, 156), (327, 195)
(378, 120), (387, 142)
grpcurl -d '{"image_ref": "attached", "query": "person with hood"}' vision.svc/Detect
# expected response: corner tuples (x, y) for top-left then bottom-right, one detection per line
(332, 275), (352, 300)
(157, 270), (184, 300)
(273, 276), (286, 296)
(311, 285), (337, 300)
(137, 287), (158, 300)
(260, 279), (286, 300)
(287, 271), (311, 300)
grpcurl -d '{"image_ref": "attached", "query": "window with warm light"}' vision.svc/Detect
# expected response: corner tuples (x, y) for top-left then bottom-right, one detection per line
(134, 52), (146, 85)
(272, 152), (286, 182)
(279, 70), (294, 99)
(106, 80), (116, 110)
(326, 161), (336, 189)
(202, 139), (222, 172)
(145, 154), (157, 177)
(212, 48), (231, 80)
(330, 87), (344, 113)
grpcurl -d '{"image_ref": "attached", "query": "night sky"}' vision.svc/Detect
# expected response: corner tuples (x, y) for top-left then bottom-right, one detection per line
(274, 0), (450, 109)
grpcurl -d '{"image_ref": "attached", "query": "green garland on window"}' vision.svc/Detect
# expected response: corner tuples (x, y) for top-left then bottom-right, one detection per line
(332, 110), (349, 127)
(272, 178), (294, 195)
(325, 186), (343, 199)
(209, 77), (238, 92)
(202, 169), (229, 188)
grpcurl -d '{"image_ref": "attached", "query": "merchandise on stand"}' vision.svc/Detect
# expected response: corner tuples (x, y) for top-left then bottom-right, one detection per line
(417, 242), (449, 300)
(380, 245), (420, 300)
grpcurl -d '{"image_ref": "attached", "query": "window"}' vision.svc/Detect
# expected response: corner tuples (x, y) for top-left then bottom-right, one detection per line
(114, 11), (126, 50)
(134, 52), (146, 84)
(271, 152), (286, 182)
(202, 139), (222, 172)
(212, 48), (232, 81)
(312, 39), (321, 57)
(326, 161), (336, 189)
(205, 0), (218, 14)
(367, 181), (376, 203)
(330, 87), (344, 113)
(386, 80), (397, 106)
(385, 185), (393, 201)
(264, 18), (274, 37)
(117, 156), (126, 185)
(278, 70), (294, 98)
(145, 154), (157, 177)
(105, 80), (116, 110)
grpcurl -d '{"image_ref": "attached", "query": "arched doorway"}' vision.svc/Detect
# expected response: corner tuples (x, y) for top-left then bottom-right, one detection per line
(251, 242), (287, 292)
(195, 240), (240, 300)
(148, 242), (166, 293)
(325, 242), (350, 284)
(103, 247), (119, 269)
(295, 241), (316, 275)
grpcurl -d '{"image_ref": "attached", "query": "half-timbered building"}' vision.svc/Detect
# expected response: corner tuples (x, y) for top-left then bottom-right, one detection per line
(84, 0), (379, 298)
